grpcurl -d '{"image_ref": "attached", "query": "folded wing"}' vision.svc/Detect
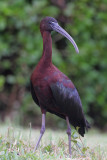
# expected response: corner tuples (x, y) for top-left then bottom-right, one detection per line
(50, 81), (90, 136)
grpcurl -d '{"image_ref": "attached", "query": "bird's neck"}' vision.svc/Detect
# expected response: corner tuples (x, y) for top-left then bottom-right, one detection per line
(41, 31), (52, 67)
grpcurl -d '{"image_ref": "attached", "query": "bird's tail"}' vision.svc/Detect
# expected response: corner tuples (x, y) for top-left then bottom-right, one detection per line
(78, 119), (90, 137)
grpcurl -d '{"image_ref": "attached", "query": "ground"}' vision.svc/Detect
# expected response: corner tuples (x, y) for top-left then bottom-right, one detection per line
(0, 124), (107, 160)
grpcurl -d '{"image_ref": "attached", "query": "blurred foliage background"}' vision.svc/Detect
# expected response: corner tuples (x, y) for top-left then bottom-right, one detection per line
(0, 0), (107, 130)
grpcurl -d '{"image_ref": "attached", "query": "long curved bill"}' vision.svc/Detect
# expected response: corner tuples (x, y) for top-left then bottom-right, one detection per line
(50, 22), (79, 53)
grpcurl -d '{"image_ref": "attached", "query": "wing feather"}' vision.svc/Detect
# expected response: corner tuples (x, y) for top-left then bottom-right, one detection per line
(50, 81), (90, 136)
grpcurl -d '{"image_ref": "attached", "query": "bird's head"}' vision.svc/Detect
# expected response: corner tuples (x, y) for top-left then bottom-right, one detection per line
(40, 17), (79, 53)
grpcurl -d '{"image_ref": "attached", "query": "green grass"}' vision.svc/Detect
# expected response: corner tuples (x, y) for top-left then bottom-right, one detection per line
(0, 124), (107, 160)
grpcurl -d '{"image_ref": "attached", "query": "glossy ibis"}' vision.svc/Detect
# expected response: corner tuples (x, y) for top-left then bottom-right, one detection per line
(31, 17), (90, 157)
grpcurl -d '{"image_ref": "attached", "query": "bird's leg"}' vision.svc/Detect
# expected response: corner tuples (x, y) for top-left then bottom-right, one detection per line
(33, 111), (46, 152)
(66, 116), (72, 158)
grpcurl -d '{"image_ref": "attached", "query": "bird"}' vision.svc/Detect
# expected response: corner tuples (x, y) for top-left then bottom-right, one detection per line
(30, 16), (90, 157)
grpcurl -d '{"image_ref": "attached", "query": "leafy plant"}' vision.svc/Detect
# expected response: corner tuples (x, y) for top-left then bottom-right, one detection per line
(0, 0), (107, 128)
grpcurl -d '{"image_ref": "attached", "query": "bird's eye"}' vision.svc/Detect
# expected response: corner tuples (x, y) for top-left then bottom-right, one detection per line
(49, 21), (53, 24)
(50, 21), (58, 26)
